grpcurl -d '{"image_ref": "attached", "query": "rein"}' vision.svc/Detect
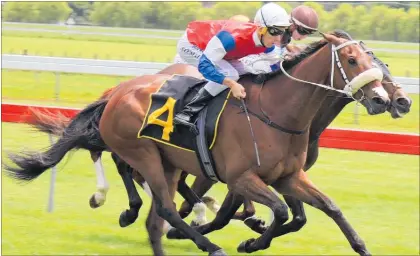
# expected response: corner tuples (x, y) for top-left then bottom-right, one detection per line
(235, 38), (384, 135)
(234, 79), (307, 135)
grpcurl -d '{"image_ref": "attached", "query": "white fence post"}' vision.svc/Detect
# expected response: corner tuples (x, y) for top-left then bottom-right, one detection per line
(47, 134), (58, 212)
(353, 102), (360, 125)
(55, 72), (60, 101)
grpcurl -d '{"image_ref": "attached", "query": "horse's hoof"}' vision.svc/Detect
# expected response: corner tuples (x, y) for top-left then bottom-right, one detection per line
(244, 216), (267, 234)
(359, 249), (371, 256)
(209, 249), (227, 256)
(190, 220), (200, 227)
(119, 210), (138, 228)
(237, 238), (256, 253)
(166, 227), (187, 240)
(89, 195), (101, 209)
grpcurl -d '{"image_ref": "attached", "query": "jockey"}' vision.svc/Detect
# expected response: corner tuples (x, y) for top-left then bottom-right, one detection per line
(238, 5), (319, 72)
(279, 5), (319, 57)
(173, 3), (291, 131)
(172, 14), (252, 64)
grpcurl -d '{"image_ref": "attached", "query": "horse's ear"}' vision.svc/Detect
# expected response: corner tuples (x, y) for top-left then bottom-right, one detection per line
(320, 32), (339, 44)
(320, 32), (332, 41)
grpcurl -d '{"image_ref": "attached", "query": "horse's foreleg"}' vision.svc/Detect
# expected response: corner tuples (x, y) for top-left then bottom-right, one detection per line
(178, 174), (216, 220)
(167, 190), (243, 239)
(268, 140), (318, 230)
(177, 171), (207, 226)
(234, 199), (268, 234)
(227, 171), (289, 254)
(111, 153), (143, 228)
(273, 169), (370, 256)
(89, 151), (109, 208)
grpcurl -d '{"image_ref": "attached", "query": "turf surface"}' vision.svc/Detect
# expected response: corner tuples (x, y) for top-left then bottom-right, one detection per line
(1, 123), (419, 255)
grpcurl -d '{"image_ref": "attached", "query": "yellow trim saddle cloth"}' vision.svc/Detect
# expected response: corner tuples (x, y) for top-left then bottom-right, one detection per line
(138, 74), (231, 152)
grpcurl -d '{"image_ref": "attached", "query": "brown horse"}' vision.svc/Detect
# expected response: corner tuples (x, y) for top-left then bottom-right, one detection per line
(26, 44), (411, 235)
(98, 33), (390, 256)
(5, 33), (390, 255)
(28, 32), (411, 235)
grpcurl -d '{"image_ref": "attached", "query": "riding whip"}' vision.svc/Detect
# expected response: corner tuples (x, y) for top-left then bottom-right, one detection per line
(240, 98), (261, 167)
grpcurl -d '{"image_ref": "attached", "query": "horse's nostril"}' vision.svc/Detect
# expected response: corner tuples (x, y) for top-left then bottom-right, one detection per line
(396, 97), (410, 107)
(372, 97), (386, 105)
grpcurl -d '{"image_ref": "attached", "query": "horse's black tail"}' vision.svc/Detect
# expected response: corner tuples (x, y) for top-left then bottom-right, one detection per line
(3, 99), (108, 182)
(28, 107), (70, 136)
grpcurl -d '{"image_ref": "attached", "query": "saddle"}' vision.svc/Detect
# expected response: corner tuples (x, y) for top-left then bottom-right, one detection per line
(138, 74), (231, 182)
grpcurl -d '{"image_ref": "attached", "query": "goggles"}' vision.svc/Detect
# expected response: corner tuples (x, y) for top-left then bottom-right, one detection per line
(296, 25), (316, 35)
(267, 26), (286, 36)
(291, 16), (317, 36)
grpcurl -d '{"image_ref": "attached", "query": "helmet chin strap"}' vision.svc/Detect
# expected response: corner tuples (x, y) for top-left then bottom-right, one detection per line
(259, 32), (266, 47)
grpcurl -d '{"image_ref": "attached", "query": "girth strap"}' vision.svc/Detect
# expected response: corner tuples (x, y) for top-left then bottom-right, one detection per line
(193, 107), (223, 183)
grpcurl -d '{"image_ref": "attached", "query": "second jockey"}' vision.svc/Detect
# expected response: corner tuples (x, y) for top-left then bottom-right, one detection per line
(173, 3), (291, 131)
(280, 5), (319, 57)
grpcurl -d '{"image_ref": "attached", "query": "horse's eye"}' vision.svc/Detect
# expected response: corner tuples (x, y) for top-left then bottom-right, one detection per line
(348, 58), (357, 66)
(385, 63), (389, 67)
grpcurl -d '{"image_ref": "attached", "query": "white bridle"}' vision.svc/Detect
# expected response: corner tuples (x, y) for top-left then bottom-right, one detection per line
(279, 40), (384, 97)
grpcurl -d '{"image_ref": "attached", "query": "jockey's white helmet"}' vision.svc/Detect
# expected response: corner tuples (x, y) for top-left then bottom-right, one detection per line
(254, 3), (292, 27)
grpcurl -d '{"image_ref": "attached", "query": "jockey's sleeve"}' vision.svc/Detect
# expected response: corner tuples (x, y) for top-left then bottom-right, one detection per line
(198, 31), (236, 84)
(263, 46), (284, 72)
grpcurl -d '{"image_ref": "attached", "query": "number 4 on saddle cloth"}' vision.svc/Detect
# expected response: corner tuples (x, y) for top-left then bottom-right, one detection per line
(137, 75), (231, 181)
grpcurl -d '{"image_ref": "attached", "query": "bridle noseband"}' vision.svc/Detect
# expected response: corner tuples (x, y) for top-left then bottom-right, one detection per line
(238, 38), (384, 135)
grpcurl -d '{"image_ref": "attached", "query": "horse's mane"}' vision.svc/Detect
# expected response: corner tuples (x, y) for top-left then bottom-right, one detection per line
(252, 30), (353, 82)
(273, 29), (391, 79)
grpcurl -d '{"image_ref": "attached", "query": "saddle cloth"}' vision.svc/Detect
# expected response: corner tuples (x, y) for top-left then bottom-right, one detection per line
(138, 74), (231, 152)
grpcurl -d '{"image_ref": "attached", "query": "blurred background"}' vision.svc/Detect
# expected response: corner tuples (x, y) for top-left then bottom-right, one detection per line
(1, 2), (419, 256)
(2, 1), (419, 132)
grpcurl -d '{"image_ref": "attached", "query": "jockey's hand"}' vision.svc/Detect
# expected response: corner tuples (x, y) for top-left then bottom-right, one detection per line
(284, 53), (294, 61)
(224, 78), (246, 99)
(230, 82), (246, 99)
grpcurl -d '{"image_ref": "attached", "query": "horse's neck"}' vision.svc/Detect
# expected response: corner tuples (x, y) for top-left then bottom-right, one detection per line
(262, 45), (333, 131)
(309, 95), (353, 139)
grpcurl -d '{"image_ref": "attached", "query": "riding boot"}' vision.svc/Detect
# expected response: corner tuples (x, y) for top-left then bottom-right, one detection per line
(173, 87), (214, 134)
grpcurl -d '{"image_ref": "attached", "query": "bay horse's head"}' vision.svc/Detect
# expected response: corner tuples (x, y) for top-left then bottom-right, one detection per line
(320, 32), (390, 115)
(359, 41), (412, 118)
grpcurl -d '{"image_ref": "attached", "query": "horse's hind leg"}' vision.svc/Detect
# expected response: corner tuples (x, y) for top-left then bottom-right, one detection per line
(111, 152), (143, 228)
(118, 141), (225, 255)
(272, 169), (370, 256)
(146, 198), (166, 256)
(89, 151), (110, 208)
(146, 167), (181, 256)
